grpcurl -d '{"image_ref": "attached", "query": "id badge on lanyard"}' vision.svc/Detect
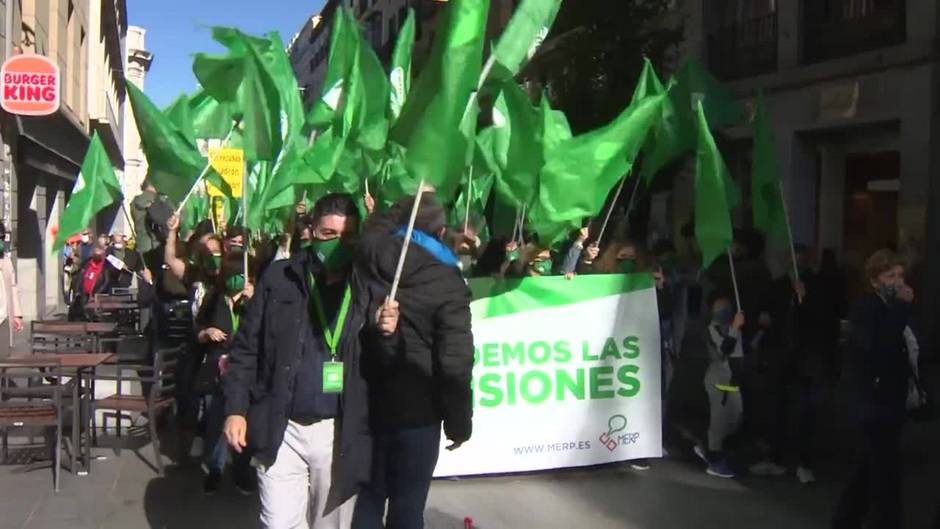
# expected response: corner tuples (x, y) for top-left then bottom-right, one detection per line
(309, 273), (351, 394)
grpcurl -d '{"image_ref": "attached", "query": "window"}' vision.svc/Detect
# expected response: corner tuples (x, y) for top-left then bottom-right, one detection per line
(387, 15), (396, 45)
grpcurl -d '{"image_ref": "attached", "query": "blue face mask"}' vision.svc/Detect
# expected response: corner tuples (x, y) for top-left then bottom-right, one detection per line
(715, 308), (734, 326)
(877, 283), (898, 300)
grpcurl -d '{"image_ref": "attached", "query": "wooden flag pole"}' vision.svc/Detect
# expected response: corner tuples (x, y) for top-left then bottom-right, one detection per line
(175, 119), (240, 216)
(519, 204), (529, 246)
(596, 171), (632, 244)
(463, 167), (474, 233)
(779, 180), (800, 283)
(727, 247), (743, 312)
(242, 157), (249, 280)
(389, 179), (426, 302)
(120, 202), (138, 241)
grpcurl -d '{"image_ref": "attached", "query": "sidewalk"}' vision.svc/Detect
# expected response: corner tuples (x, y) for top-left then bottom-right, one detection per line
(1, 417), (936, 529)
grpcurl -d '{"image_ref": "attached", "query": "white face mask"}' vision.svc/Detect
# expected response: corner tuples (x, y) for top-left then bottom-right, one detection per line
(81, 235), (90, 244)
(113, 243), (125, 250)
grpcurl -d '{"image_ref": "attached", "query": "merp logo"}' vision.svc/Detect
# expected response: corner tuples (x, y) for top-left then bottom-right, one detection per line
(599, 414), (641, 452)
(1, 54), (60, 116)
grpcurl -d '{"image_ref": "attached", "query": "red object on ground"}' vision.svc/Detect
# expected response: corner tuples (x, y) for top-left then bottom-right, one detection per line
(464, 517), (474, 529)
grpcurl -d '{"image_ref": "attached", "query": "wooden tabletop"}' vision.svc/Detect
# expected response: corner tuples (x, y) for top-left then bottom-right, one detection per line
(12, 353), (117, 369)
(0, 357), (62, 369)
(85, 321), (119, 333)
(86, 301), (138, 311)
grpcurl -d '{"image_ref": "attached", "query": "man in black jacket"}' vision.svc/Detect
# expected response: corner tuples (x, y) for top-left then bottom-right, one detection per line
(352, 194), (474, 529)
(224, 194), (398, 529)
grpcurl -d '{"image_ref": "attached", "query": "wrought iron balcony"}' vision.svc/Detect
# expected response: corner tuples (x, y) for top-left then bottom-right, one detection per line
(803, 0), (906, 64)
(707, 13), (778, 81)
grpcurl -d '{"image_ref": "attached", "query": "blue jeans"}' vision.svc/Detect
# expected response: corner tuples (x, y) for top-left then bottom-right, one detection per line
(203, 390), (252, 478)
(352, 425), (441, 529)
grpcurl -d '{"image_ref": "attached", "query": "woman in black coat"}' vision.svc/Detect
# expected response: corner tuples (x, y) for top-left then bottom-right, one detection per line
(832, 249), (914, 529)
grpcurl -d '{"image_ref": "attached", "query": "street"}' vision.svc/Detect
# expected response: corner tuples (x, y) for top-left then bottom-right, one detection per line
(1, 416), (936, 529)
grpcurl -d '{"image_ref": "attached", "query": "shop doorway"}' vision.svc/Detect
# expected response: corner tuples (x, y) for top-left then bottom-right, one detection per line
(842, 151), (899, 301)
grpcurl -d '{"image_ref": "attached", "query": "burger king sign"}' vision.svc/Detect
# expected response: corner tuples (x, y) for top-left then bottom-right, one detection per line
(1, 54), (60, 116)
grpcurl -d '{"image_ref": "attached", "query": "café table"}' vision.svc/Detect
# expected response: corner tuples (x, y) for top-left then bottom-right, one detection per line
(10, 352), (116, 475)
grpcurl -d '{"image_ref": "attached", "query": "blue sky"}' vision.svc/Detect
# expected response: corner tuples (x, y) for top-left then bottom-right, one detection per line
(129, 0), (325, 108)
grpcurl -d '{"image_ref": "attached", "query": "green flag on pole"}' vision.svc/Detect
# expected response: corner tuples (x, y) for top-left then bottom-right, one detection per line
(389, 8), (416, 122)
(53, 133), (122, 250)
(693, 100), (741, 269)
(164, 93), (196, 145)
(193, 28), (286, 161)
(528, 94), (665, 247)
(491, 76), (542, 210)
(491, 0), (562, 76)
(190, 88), (235, 140)
(751, 93), (790, 247)
(307, 8), (359, 130)
(126, 81), (221, 205)
(391, 0), (490, 201)
(641, 57), (744, 184)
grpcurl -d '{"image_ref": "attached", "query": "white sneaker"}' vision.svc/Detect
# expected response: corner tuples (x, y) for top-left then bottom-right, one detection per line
(749, 461), (787, 476)
(190, 437), (204, 458)
(796, 466), (816, 484)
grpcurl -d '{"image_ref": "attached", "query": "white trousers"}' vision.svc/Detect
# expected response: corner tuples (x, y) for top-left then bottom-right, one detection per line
(258, 419), (355, 529)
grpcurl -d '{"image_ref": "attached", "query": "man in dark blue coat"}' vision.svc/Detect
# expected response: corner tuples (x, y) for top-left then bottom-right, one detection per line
(224, 193), (398, 529)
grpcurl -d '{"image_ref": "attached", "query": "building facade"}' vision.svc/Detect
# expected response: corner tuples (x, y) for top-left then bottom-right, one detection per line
(0, 0), (127, 320)
(673, 0), (940, 343)
(289, 0), (515, 111)
(121, 25), (151, 231)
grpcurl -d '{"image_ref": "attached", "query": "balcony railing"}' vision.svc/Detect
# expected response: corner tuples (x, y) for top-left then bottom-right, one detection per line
(707, 13), (778, 81)
(802, 0), (906, 64)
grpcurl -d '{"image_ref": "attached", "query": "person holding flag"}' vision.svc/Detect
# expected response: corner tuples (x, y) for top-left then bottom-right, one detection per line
(352, 193), (473, 529)
(223, 193), (398, 529)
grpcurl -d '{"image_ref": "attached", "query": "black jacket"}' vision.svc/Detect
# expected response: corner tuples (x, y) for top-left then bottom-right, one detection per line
(844, 292), (912, 426)
(68, 257), (112, 320)
(224, 249), (378, 514)
(356, 223), (474, 443)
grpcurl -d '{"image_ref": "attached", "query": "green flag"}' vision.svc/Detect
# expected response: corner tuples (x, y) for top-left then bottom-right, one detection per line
(751, 94), (790, 247)
(492, 0), (562, 76)
(164, 93), (196, 145)
(693, 101), (741, 268)
(389, 8), (416, 122)
(529, 94), (665, 246)
(193, 28), (284, 161)
(677, 57), (745, 129)
(180, 187), (211, 236)
(190, 88), (235, 140)
(342, 13), (390, 152)
(491, 77), (542, 210)
(392, 0), (490, 201)
(307, 8), (359, 129)
(126, 81), (219, 205)
(53, 133), (122, 250)
(641, 57), (743, 183)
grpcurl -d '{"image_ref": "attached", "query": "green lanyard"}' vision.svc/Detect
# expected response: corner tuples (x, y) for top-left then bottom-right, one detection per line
(308, 273), (352, 361)
(230, 306), (240, 334)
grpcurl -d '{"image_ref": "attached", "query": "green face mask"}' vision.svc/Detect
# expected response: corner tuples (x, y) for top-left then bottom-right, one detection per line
(204, 253), (222, 273)
(620, 259), (637, 274)
(531, 259), (553, 276)
(312, 238), (352, 271)
(225, 273), (246, 294)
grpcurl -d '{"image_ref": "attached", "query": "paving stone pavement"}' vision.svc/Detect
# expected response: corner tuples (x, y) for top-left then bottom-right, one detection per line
(0, 416), (936, 529)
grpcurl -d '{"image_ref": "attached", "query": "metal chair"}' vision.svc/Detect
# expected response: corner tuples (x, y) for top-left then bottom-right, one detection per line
(0, 359), (65, 492)
(90, 343), (181, 475)
(30, 321), (95, 355)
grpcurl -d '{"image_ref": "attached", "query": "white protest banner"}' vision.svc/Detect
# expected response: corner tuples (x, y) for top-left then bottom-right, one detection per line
(434, 273), (663, 477)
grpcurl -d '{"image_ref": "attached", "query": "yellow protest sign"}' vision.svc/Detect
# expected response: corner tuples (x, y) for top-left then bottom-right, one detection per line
(206, 147), (245, 197)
